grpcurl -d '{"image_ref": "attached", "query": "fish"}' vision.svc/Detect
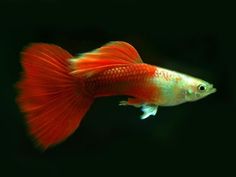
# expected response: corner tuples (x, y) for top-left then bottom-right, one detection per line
(17, 41), (216, 149)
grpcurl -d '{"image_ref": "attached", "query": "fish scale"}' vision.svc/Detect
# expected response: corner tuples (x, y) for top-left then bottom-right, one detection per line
(85, 64), (157, 99)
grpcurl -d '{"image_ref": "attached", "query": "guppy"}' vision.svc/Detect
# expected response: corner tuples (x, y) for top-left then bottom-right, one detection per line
(17, 41), (216, 149)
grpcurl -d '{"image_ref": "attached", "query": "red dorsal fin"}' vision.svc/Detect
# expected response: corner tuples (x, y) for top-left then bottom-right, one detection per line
(17, 43), (93, 150)
(98, 41), (143, 63)
(70, 41), (143, 77)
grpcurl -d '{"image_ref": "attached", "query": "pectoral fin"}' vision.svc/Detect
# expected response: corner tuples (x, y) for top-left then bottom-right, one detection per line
(119, 98), (158, 119)
(140, 104), (158, 119)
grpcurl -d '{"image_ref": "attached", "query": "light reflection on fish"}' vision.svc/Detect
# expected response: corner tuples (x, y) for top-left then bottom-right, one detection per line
(17, 41), (216, 149)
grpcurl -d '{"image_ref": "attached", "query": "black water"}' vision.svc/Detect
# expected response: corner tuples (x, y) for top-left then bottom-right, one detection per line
(1, 1), (235, 176)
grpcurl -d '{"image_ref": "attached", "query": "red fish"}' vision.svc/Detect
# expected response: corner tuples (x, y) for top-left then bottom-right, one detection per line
(17, 41), (216, 149)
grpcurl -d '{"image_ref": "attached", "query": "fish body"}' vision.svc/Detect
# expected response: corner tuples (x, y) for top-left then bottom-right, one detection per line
(17, 41), (216, 149)
(85, 64), (158, 102)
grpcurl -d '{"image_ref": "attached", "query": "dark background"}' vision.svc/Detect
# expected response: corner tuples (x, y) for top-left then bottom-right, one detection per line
(1, 0), (235, 176)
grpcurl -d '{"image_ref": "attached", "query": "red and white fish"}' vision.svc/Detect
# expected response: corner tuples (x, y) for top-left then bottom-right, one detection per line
(17, 41), (216, 149)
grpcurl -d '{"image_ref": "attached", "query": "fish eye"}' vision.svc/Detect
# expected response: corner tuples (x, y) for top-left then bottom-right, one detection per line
(198, 84), (206, 91)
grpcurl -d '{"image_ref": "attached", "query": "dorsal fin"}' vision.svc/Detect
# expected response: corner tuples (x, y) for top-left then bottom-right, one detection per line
(70, 41), (143, 77)
(97, 41), (143, 63)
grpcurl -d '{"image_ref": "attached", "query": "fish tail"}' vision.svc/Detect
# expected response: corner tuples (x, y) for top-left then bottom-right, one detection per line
(17, 43), (94, 150)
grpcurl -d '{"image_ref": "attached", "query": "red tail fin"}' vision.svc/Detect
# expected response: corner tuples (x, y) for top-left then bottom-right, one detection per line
(17, 43), (93, 149)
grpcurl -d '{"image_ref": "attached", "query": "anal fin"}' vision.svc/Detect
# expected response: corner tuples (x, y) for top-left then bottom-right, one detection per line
(119, 98), (158, 119)
(119, 98), (144, 108)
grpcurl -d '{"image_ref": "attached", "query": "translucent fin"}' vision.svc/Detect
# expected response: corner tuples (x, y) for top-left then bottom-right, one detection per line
(140, 104), (158, 119)
(119, 98), (158, 119)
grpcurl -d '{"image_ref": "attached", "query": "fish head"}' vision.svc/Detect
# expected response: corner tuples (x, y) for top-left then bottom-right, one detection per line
(182, 76), (217, 102)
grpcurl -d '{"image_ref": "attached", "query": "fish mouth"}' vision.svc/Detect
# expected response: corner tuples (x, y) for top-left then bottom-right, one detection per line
(211, 88), (217, 93)
(209, 85), (217, 94)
